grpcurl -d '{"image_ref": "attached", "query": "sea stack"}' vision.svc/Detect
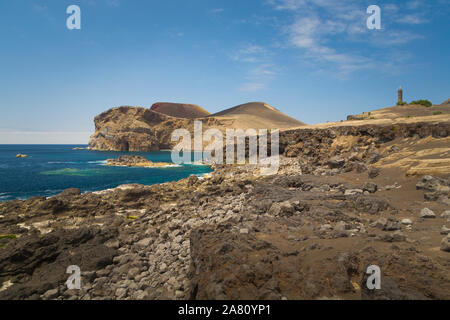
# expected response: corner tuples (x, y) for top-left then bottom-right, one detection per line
(16, 154), (28, 158)
(398, 86), (403, 104)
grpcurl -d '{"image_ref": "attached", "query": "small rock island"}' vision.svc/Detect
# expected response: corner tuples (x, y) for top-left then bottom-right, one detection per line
(106, 155), (174, 168)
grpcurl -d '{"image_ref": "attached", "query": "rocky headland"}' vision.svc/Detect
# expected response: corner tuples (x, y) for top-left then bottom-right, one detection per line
(1, 101), (449, 300)
(88, 102), (305, 152)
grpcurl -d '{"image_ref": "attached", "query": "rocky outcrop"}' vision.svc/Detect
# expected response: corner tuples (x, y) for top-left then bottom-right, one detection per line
(106, 155), (173, 167)
(88, 106), (223, 151)
(280, 122), (450, 176)
(89, 106), (184, 151)
(88, 102), (305, 151)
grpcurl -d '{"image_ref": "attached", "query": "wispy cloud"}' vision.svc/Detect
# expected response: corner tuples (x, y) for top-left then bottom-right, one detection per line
(239, 82), (267, 92)
(240, 63), (278, 91)
(33, 4), (47, 13)
(230, 45), (268, 63)
(231, 45), (278, 92)
(210, 8), (224, 14)
(397, 14), (428, 24)
(105, 0), (120, 7)
(267, 0), (431, 77)
(32, 3), (57, 24)
(167, 30), (185, 38)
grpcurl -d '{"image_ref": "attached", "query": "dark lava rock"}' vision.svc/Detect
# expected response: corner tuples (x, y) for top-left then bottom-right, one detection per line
(363, 182), (378, 193)
(328, 156), (346, 169)
(0, 227), (117, 299)
(368, 167), (381, 179)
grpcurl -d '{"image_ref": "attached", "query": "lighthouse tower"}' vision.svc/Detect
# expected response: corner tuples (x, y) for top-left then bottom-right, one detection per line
(398, 86), (403, 105)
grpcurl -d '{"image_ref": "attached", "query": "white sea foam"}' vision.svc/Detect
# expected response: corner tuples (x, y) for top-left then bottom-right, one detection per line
(179, 161), (209, 166)
(47, 160), (108, 165)
(87, 160), (108, 165)
(153, 164), (182, 168)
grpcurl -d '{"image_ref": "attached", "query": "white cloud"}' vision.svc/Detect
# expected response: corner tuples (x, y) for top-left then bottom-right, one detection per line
(267, 0), (430, 76)
(285, 14), (371, 75)
(248, 64), (277, 77)
(398, 14), (428, 24)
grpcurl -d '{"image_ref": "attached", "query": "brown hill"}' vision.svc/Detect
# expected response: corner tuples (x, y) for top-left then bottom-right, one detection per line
(150, 102), (210, 119)
(208, 102), (306, 130)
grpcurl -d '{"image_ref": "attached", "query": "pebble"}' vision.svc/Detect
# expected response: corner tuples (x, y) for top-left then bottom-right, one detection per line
(42, 288), (59, 300)
(335, 221), (350, 232)
(440, 226), (450, 235)
(401, 219), (413, 225)
(115, 288), (128, 299)
(136, 238), (153, 247)
(159, 263), (168, 273)
(419, 208), (436, 218)
(344, 189), (363, 196)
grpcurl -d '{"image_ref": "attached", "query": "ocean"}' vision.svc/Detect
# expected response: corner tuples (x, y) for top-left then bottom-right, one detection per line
(0, 145), (212, 201)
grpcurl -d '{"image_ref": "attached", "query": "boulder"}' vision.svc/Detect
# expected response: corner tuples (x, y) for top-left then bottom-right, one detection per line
(328, 156), (346, 169)
(441, 234), (450, 252)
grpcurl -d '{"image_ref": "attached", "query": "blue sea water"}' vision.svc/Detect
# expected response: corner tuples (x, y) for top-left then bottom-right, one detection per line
(0, 145), (212, 201)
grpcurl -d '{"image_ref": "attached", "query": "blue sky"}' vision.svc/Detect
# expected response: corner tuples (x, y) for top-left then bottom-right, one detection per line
(0, 0), (449, 143)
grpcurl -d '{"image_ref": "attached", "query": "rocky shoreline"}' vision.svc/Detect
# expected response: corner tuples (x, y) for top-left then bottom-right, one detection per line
(0, 121), (449, 300)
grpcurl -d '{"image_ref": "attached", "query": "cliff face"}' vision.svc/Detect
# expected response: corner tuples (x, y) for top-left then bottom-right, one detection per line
(89, 106), (186, 151)
(88, 106), (222, 151)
